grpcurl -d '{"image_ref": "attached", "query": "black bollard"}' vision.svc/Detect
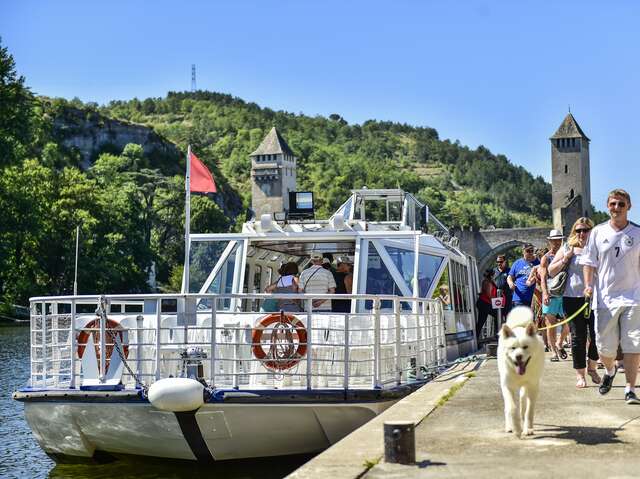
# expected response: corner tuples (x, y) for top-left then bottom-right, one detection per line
(486, 343), (498, 357)
(383, 421), (415, 464)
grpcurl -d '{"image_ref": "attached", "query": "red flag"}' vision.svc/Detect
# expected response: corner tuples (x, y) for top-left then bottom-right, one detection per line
(189, 151), (217, 193)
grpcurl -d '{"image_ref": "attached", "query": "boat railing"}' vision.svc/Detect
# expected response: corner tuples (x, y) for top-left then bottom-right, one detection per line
(28, 292), (446, 392)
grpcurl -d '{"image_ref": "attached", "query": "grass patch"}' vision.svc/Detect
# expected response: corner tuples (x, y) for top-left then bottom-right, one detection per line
(362, 456), (381, 470)
(435, 379), (468, 407)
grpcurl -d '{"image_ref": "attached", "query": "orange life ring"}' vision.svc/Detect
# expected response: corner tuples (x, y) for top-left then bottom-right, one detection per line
(77, 318), (129, 371)
(252, 312), (308, 371)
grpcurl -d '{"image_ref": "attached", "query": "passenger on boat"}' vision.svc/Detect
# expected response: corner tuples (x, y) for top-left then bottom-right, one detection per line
(265, 262), (302, 312)
(438, 285), (451, 309)
(299, 252), (336, 311)
(332, 256), (353, 313)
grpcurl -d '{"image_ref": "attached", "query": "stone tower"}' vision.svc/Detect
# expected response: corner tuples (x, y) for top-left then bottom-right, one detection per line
(550, 113), (591, 235)
(250, 127), (297, 218)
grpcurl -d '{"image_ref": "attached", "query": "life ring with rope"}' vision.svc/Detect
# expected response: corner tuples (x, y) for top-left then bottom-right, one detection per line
(77, 318), (129, 372)
(252, 312), (308, 371)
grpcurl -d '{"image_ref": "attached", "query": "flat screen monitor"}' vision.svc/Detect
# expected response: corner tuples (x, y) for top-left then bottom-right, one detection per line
(289, 191), (315, 219)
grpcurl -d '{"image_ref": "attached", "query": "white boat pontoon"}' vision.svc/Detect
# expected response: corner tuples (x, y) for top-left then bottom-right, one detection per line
(15, 188), (479, 462)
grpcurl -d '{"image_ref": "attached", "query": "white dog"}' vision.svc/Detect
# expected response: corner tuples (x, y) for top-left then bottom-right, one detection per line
(497, 306), (545, 438)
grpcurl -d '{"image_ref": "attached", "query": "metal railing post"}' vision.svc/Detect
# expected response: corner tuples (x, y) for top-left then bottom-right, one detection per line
(136, 315), (144, 388)
(343, 312), (350, 389)
(99, 300), (106, 383)
(394, 298), (402, 385)
(415, 300), (424, 380)
(210, 297), (217, 388)
(306, 298), (313, 390)
(233, 326), (239, 389)
(155, 298), (161, 381)
(41, 301), (47, 388)
(437, 301), (445, 365)
(51, 302), (59, 387)
(373, 298), (381, 388)
(70, 300), (76, 389)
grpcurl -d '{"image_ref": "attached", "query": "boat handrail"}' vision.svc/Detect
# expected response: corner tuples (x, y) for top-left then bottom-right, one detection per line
(29, 292), (433, 302)
(27, 292), (447, 392)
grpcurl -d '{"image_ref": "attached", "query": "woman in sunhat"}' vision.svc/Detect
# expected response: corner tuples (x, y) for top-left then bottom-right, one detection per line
(539, 229), (568, 362)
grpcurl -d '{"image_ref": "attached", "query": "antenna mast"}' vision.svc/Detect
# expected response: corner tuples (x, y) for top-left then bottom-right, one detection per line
(191, 64), (197, 92)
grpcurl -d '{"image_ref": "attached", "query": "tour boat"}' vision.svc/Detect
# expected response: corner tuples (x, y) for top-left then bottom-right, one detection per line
(14, 188), (479, 462)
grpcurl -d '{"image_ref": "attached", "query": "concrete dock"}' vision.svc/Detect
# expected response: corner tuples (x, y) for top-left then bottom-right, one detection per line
(289, 355), (640, 479)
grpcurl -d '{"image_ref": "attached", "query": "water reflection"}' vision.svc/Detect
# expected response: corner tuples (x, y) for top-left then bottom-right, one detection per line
(49, 454), (314, 479)
(0, 325), (312, 479)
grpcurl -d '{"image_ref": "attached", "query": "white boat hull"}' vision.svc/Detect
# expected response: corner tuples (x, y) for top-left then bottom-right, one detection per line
(23, 396), (396, 461)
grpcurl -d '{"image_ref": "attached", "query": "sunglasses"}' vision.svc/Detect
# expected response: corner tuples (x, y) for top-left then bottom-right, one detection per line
(524, 249), (534, 253)
(575, 228), (591, 234)
(609, 201), (627, 207)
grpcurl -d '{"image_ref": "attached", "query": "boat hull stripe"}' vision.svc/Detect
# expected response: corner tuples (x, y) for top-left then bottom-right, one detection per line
(174, 410), (214, 462)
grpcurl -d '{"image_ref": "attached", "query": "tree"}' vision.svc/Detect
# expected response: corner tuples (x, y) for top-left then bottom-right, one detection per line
(0, 38), (34, 167)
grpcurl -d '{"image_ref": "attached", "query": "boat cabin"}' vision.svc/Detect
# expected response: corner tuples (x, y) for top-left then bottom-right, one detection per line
(187, 189), (479, 357)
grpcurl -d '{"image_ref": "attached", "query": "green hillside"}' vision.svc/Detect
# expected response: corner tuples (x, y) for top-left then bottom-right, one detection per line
(100, 91), (552, 227)
(0, 40), (554, 305)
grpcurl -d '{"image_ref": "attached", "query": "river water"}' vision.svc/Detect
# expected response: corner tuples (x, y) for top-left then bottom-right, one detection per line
(0, 325), (312, 479)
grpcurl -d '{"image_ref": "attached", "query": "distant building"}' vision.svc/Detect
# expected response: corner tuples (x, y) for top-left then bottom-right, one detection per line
(250, 127), (297, 218)
(550, 113), (592, 235)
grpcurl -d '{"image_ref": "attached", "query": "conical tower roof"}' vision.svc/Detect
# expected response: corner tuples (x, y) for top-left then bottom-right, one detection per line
(550, 113), (590, 141)
(250, 127), (295, 156)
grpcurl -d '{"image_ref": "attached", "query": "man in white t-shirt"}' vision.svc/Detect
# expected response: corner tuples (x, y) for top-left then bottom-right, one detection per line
(580, 188), (640, 404)
(299, 252), (336, 311)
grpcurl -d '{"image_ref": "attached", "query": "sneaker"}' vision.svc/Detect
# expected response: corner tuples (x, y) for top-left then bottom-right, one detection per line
(625, 391), (640, 405)
(599, 370), (617, 395)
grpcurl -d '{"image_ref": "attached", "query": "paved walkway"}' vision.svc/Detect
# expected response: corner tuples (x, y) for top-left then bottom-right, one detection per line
(290, 355), (640, 479)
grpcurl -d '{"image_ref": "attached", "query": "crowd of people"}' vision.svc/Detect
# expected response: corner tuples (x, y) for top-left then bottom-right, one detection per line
(263, 252), (354, 313)
(476, 188), (640, 405)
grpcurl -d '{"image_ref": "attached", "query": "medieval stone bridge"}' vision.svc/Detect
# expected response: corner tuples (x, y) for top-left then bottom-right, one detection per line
(448, 113), (593, 276)
(453, 226), (550, 274)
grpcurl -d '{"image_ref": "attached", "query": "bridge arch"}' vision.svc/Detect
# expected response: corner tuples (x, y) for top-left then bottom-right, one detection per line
(454, 226), (550, 278)
(477, 240), (531, 275)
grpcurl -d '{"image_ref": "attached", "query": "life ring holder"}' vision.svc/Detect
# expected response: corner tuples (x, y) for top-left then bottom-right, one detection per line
(77, 317), (129, 370)
(252, 312), (308, 371)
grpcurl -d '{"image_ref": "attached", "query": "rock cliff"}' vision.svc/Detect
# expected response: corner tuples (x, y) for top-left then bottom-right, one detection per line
(52, 106), (181, 170)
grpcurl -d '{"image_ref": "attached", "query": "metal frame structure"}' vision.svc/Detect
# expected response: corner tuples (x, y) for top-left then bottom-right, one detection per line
(28, 292), (446, 392)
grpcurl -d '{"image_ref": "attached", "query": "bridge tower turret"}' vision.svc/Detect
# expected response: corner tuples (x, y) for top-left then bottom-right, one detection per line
(550, 113), (591, 235)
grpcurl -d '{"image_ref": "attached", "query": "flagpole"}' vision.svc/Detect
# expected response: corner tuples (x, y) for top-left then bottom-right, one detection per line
(182, 145), (191, 293)
(73, 225), (80, 296)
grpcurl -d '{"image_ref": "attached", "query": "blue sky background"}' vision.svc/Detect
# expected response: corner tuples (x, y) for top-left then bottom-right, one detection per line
(2, 0), (639, 221)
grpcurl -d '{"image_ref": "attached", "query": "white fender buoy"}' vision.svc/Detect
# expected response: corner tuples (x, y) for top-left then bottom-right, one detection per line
(148, 378), (205, 412)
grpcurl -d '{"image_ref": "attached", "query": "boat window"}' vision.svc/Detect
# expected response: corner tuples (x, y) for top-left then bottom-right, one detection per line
(189, 241), (241, 311)
(241, 264), (263, 312)
(450, 260), (470, 314)
(265, 267), (273, 287)
(341, 197), (352, 219)
(189, 240), (234, 294)
(253, 265), (262, 292)
(196, 242), (240, 311)
(435, 264), (452, 310)
(385, 246), (444, 297)
(364, 245), (403, 310)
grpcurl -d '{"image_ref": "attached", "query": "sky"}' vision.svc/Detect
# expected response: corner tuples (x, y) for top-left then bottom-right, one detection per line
(2, 0), (640, 221)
